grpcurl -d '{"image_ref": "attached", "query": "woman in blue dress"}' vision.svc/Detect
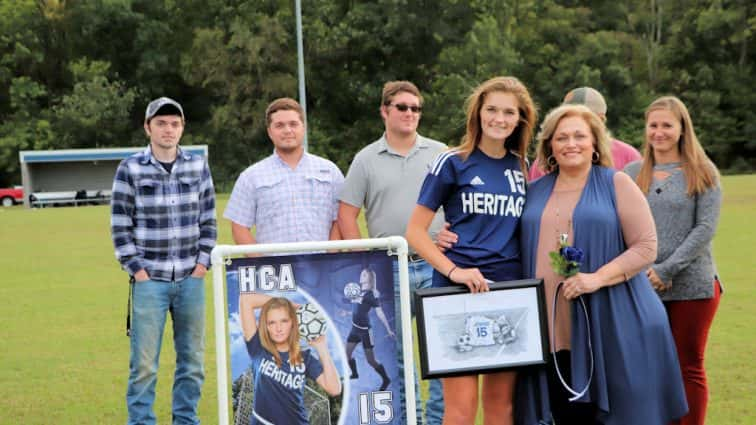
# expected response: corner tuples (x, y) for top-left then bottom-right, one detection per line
(239, 294), (341, 424)
(406, 76), (536, 425)
(521, 104), (687, 424)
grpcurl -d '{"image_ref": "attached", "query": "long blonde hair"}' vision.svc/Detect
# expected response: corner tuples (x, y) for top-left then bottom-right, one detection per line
(258, 297), (302, 367)
(457, 76), (537, 175)
(534, 104), (613, 172)
(636, 96), (719, 196)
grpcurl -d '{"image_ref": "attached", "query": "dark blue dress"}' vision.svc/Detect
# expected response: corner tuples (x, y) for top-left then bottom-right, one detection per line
(519, 166), (687, 425)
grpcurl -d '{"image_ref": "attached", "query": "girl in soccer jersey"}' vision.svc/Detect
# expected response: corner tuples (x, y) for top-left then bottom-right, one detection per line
(345, 267), (395, 391)
(406, 76), (536, 425)
(239, 294), (341, 425)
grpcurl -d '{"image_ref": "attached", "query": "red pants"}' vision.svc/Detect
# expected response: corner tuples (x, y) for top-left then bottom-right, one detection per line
(666, 280), (722, 425)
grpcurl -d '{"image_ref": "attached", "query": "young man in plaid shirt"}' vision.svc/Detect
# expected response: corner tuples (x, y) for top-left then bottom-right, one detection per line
(111, 97), (217, 425)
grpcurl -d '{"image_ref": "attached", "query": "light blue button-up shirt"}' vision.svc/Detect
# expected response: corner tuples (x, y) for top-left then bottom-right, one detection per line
(224, 151), (344, 243)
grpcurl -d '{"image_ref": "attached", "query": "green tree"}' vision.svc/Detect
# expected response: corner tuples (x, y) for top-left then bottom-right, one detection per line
(181, 2), (297, 184)
(0, 76), (54, 185)
(53, 59), (138, 148)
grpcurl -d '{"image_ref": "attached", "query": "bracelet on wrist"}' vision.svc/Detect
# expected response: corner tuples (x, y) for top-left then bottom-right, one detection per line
(447, 265), (458, 279)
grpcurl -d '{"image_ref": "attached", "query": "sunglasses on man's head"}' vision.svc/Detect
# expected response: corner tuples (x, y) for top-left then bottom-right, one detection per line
(388, 103), (422, 113)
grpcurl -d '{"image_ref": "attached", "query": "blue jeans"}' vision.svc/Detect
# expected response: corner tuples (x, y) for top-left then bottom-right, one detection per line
(127, 275), (205, 425)
(393, 259), (444, 425)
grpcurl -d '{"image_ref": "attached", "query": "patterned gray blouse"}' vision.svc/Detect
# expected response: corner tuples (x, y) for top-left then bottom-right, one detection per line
(624, 161), (721, 301)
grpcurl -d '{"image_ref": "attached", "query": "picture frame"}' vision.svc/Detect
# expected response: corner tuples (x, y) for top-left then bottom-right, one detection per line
(414, 279), (548, 379)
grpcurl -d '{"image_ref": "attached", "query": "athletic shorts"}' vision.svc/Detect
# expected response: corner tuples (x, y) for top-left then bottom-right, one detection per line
(347, 325), (375, 348)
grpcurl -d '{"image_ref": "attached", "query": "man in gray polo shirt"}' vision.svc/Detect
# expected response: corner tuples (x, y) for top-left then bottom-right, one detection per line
(338, 81), (445, 425)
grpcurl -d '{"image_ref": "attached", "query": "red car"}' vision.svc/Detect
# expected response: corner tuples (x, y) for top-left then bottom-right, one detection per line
(0, 186), (24, 207)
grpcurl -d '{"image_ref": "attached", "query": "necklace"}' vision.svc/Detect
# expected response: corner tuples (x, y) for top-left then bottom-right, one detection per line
(554, 190), (573, 250)
(553, 173), (585, 250)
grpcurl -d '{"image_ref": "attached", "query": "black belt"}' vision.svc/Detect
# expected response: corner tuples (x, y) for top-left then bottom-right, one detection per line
(408, 253), (424, 262)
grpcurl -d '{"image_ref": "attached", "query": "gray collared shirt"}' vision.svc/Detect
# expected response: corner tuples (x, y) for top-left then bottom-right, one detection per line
(340, 134), (447, 249)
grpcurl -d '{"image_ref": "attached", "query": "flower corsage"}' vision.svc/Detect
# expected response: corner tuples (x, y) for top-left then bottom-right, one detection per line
(549, 233), (584, 277)
(548, 233), (593, 401)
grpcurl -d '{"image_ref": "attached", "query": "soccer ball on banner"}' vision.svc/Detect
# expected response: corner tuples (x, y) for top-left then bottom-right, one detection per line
(456, 333), (473, 352)
(297, 303), (328, 340)
(496, 314), (518, 345)
(343, 282), (361, 301)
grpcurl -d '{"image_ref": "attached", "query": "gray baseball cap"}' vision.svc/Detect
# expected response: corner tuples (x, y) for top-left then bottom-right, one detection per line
(145, 97), (185, 121)
(563, 87), (607, 116)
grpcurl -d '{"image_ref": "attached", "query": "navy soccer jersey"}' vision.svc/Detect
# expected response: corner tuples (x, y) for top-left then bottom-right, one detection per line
(418, 148), (525, 285)
(245, 334), (324, 425)
(351, 290), (380, 328)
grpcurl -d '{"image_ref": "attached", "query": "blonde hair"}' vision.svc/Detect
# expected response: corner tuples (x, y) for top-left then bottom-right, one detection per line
(258, 297), (302, 367)
(636, 96), (719, 196)
(457, 76), (537, 175)
(535, 104), (613, 173)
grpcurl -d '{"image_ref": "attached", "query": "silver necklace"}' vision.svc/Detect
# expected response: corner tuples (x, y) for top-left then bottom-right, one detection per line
(554, 190), (572, 250)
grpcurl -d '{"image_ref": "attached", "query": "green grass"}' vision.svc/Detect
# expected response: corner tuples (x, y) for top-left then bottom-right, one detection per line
(1, 177), (754, 424)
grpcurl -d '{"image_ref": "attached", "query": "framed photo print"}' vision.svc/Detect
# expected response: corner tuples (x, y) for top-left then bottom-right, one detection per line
(414, 279), (548, 379)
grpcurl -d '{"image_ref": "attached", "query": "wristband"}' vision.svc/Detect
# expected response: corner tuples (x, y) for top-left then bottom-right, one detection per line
(447, 265), (458, 279)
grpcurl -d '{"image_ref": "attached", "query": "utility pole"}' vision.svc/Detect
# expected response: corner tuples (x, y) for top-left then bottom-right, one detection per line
(295, 0), (308, 150)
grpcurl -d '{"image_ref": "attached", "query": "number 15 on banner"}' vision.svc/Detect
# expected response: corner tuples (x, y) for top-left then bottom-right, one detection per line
(358, 391), (394, 424)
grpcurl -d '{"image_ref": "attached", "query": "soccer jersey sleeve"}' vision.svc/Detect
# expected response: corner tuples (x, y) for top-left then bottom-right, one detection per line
(304, 349), (325, 381)
(417, 150), (458, 211)
(245, 333), (264, 359)
(365, 291), (380, 308)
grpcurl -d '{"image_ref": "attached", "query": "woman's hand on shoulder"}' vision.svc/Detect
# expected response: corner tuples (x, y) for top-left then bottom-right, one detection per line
(449, 267), (490, 293)
(562, 273), (603, 300)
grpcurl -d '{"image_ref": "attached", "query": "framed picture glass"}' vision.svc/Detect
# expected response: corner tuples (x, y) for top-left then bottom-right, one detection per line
(415, 279), (548, 379)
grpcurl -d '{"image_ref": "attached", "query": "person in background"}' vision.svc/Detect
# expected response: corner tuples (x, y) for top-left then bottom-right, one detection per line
(111, 97), (217, 425)
(338, 80), (446, 424)
(528, 86), (640, 181)
(406, 76), (535, 425)
(224, 97), (344, 246)
(520, 103), (687, 424)
(624, 96), (722, 425)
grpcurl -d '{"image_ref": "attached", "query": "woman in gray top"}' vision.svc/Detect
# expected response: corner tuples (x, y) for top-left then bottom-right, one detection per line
(624, 95), (722, 425)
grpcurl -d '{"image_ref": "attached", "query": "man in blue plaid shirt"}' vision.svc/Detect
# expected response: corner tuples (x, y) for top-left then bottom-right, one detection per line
(111, 97), (217, 425)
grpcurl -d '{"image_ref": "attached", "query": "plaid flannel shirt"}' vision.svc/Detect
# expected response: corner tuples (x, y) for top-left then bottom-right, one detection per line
(110, 146), (217, 282)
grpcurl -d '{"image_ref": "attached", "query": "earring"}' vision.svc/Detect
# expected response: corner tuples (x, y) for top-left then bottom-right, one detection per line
(592, 151), (600, 163)
(546, 155), (557, 167)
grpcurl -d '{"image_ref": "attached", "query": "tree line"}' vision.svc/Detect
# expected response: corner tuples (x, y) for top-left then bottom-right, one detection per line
(1, 0), (754, 188)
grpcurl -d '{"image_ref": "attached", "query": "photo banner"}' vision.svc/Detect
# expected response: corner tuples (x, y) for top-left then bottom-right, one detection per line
(226, 250), (404, 425)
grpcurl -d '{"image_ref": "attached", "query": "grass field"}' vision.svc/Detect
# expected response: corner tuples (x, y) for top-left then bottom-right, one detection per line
(0, 174), (754, 424)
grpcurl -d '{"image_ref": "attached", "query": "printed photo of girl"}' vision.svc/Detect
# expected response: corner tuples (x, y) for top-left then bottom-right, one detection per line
(239, 294), (342, 425)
